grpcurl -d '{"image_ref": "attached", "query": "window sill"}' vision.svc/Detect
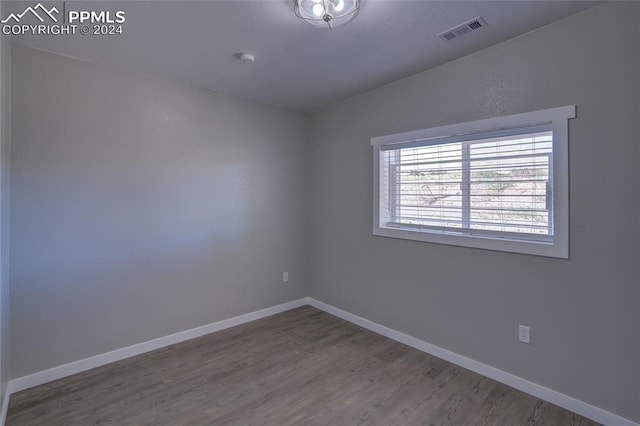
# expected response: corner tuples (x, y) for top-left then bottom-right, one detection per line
(373, 225), (568, 259)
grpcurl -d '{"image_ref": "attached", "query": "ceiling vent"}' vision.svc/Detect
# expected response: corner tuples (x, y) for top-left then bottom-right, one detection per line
(437, 17), (488, 41)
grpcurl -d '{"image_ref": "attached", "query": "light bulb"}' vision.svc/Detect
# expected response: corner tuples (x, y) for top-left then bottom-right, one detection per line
(295, 0), (359, 28)
(312, 3), (324, 17)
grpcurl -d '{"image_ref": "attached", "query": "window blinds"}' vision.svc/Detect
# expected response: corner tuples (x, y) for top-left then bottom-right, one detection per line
(380, 130), (553, 241)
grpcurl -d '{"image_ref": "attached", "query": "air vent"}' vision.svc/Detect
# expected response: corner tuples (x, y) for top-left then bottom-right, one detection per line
(437, 16), (488, 41)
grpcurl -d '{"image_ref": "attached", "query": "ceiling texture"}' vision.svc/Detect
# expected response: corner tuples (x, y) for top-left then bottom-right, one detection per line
(6, 0), (601, 112)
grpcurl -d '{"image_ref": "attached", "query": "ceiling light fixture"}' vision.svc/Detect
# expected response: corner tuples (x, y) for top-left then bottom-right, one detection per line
(294, 0), (359, 29)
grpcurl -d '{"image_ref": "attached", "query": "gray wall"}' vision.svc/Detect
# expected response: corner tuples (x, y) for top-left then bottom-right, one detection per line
(10, 45), (310, 378)
(0, 3), (11, 408)
(309, 2), (639, 422)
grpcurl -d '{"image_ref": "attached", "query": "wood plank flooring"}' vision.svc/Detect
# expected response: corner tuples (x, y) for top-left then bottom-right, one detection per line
(7, 306), (599, 425)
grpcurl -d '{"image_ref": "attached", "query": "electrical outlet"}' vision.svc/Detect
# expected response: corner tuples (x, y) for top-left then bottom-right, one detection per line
(282, 272), (289, 283)
(519, 325), (530, 344)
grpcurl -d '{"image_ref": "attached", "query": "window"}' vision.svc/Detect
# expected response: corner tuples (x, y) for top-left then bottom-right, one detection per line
(371, 106), (575, 258)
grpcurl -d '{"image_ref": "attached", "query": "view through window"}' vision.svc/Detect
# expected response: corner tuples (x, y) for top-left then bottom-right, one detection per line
(382, 130), (553, 239)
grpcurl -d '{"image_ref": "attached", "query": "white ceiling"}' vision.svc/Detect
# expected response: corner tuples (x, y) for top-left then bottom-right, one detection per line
(6, 0), (601, 112)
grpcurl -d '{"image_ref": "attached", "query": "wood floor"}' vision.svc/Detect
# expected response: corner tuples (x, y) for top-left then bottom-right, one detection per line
(7, 306), (599, 425)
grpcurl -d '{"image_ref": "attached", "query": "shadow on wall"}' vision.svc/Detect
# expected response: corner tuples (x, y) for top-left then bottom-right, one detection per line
(15, 161), (254, 274)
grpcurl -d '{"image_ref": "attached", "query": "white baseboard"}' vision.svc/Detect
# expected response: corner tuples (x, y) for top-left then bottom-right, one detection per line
(307, 298), (637, 426)
(5, 296), (637, 426)
(8, 298), (309, 394)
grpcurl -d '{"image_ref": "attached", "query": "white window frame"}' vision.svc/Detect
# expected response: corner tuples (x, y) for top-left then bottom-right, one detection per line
(371, 106), (575, 258)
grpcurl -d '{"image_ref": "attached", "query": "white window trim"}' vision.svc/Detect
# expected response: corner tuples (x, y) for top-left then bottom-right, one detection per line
(370, 105), (575, 259)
